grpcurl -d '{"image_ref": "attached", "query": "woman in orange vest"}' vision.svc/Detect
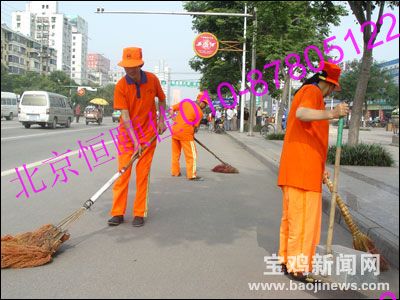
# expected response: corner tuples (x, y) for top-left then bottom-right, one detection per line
(171, 92), (208, 180)
(108, 47), (166, 227)
(277, 61), (349, 282)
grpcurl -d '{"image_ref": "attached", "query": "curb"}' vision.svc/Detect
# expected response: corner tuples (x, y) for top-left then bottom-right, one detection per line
(226, 132), (399, 269)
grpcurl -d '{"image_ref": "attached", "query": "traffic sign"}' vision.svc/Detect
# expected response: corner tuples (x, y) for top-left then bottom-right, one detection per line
(161, 80), (200, 88)
(193, 32), (219, 58)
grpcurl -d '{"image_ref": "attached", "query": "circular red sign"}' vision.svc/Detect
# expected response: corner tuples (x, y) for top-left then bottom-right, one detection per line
(193, 32), (219, 58)
(77, 88), (85, 96)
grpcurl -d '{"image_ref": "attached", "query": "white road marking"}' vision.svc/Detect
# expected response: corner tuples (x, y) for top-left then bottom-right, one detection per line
(1, 125), (116, 142)
(1, 140), (117, 177)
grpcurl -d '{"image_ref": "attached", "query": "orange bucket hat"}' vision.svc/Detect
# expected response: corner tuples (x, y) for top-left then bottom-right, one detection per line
(319, 61), (341, 91)
(118, 47), (144, 68)
(196, 91), (208, 104)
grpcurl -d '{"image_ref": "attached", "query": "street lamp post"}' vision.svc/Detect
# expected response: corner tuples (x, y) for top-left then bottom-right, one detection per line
(248, 7), (257, 136)
(95, 6), (255, 133)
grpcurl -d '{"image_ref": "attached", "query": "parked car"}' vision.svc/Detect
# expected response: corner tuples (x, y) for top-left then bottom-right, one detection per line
(112, 110), (121, 122)
(84, 105), (103, 125)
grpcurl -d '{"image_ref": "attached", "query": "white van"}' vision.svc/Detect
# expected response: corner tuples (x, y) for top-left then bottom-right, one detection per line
(1, 92), (19, 120)
(18, 91), (74, 129)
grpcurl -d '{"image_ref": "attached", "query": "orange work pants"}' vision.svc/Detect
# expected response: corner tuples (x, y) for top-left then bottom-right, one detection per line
(110, 139), (157, 218)
(278, 185), (322, 273)
(171, 138), (197, 179)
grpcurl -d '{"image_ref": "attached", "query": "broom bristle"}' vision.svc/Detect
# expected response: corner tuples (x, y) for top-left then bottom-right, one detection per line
(212, 164), (239, 173)
(352, 232), (390, 272)
(1, 224), (69, 269)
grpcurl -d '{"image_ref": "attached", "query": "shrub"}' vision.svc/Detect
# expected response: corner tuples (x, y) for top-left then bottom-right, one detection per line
(327, 143), (394, 166)
(266, 133), (285, 140)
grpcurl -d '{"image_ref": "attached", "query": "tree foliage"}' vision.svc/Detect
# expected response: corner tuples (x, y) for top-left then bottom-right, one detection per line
(184, 1), (347, 132)
(346, 1), (399, 145)
(337, 60), (399, 108)
(1, 63), (116, 114)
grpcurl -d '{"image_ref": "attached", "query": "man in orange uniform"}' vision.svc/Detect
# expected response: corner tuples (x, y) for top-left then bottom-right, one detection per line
(170, 92), (208, 180)
(108, 47), (166, 227)
(277, 62), (349, 282)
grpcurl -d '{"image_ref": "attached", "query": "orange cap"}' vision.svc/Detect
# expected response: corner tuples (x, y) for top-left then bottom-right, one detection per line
(196, 91), (208, 104)
(118, 47), (144, 68)
(319, 61), (341, 91)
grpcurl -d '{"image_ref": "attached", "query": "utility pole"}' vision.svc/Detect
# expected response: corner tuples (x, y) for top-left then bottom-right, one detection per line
(248, 7), (257, 136)
(239, 3), (247, 133)
(95, 7), (254, 124)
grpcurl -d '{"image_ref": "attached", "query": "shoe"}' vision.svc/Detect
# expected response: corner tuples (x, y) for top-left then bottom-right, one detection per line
(288, 272), (317, 284)
(108, 215), (124, 226)
(281, 263), (289, 275)
(189, 176), (204, 181)
(132, 216), (144, 227)
(172, 173), (181, 177)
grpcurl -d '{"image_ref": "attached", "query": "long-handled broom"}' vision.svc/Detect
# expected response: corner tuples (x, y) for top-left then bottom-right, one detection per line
(1, 136), (157, 269)
(323, 174), (390, 271)
(194, 137), (239, 174)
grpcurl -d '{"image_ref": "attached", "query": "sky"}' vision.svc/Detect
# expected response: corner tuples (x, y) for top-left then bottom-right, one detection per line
(1, 1), (399, 100)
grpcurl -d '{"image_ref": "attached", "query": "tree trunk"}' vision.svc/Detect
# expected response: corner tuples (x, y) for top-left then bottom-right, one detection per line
(348, 45), (373, 145)
(276, 73), (290, 133)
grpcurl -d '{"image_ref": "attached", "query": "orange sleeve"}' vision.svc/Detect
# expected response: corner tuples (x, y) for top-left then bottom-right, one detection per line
(182, 101), (201, 126)
(113, 81), (128, 110)
(172, 103), (180, 112)
(298, 86), (320, 110)
(154, 76), (166, 101)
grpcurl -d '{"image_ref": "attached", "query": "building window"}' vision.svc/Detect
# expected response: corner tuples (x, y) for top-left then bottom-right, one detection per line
(42, 5), (45, 9)
(17, 23), (21, 28)
(72, 61), (75, 65)
(17, 15), (21, 21)
(52, 17), (56, 22)
(72, 55), (75, 58)
(46, 5), (49, 9)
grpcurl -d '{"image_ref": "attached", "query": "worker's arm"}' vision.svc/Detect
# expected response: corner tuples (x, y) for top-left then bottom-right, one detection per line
(296, 102), (349, 122)
(120, 109), (142, 155)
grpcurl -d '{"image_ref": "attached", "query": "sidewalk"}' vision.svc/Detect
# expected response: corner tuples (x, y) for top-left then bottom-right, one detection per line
(225, 126), (399, 269)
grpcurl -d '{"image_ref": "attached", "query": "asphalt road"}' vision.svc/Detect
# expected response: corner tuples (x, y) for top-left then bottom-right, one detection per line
(1, 118), (398, 298)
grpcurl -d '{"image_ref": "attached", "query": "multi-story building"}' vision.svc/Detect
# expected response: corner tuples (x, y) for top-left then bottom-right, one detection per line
(1, 24), (57, 75)
(11, 1), (73, 73)
(109, 68), (125, 84)
(87, 53), (111, 86)
(68, 15), (88, 85)
(378, 58), (399, 85)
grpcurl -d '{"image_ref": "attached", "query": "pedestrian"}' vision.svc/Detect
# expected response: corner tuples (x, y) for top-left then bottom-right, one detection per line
(256, 107), (263, 126)
(277, 61), (349, 282)
(237, 107), (241, 129)
(74, 103), (81, 123)
(226, 107), (234, 131)
(207, 112), (214, 133)
(232, 106), (238, 131)
(171, 92), (208, 180)
(108, 46), (166, 227)
(244, 107), (250, 128)
(215, 108), (222, 131)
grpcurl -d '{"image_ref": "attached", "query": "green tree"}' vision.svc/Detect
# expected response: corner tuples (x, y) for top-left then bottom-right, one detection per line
(184, 1), (347, 132)
(347, 1), (399, 145)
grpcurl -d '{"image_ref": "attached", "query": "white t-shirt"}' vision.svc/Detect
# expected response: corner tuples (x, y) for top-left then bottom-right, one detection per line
(227, 109), (234, 120)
